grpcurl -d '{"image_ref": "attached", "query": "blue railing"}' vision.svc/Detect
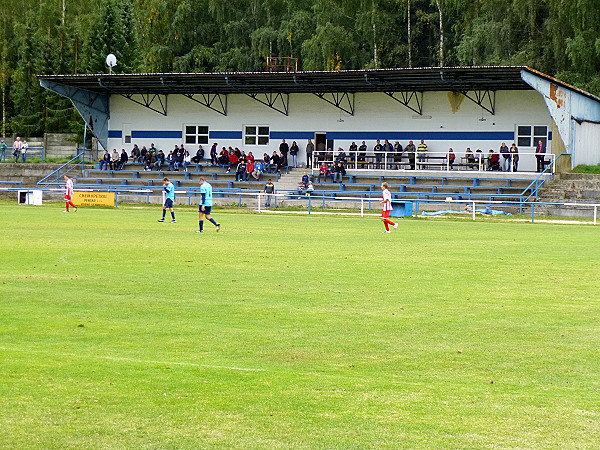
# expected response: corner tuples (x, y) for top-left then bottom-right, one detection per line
(521, 153), (571, 203)
(36, 149), (89, 188)
(2, 146), (46, 162)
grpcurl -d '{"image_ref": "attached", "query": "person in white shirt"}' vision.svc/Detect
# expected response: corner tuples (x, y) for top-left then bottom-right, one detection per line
(379, 182), (398, 233)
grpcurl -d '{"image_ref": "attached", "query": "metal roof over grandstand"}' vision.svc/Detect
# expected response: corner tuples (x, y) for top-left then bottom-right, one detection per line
(39, 66), (582, 96)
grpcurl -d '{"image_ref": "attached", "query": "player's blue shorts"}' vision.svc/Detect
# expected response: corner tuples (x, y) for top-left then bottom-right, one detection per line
(164, 198), (173, 208)
(199, 205), (212, 215)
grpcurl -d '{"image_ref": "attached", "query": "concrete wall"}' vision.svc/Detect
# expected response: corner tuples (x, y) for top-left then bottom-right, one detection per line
(0, 164), (83, 187)
(107, 90), (552, 172)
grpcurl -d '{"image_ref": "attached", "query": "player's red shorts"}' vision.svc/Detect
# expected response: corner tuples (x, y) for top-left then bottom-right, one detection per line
(64, 194), (71, 201)
(381, 210), (390, 218)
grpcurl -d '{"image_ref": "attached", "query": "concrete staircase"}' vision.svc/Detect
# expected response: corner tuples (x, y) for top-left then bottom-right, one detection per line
(274, 168), (304, 191)
(538, 173), (600, 217)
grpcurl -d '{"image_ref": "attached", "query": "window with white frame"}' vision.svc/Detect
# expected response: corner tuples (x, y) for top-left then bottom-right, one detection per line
(244, 125), (270, 146)
(184, 125), (209, 145)
(516, 125), (548, 148)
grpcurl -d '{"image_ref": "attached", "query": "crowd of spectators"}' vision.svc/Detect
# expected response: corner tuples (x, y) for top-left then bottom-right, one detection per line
(309, 139), (524, 172)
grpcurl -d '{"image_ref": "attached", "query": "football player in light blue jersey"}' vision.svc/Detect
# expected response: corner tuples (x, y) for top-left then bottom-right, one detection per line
(197, 177), (220, 233)
(158, 177), (176, 223)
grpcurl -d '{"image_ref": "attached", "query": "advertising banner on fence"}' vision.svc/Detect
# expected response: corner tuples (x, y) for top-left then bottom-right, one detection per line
(73, 191), (115, 207)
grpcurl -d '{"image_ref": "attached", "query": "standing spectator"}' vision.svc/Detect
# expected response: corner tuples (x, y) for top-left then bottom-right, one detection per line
(100, 150), (111, 170)
(333, 161), (346, 183)
(157, 177), (176, 223)
(358, 141), (367, 168)
(252, 160), (264, 180)
(447, 148), (455, 170)
(63, 175), (77, 213)
(379, 182), (397, 233)
(382, 139), (393, 168)
(318, 162), (332, 183)
(374, 139), (383, 168)
(12, 137), (23, 162)
(393, 141), (403, 169)
(535, 139), (546, 172)
(417, 139), (428, 166)
(289, 141), (299, 168)
(110, 149), (119, 170)
(264, 179), (275, 208)
(21, 140), (29, 162)
(279, 139), (289, 166)
(405, 140), (416, 170)
(499, 142), (510, 172)
(510, 143), (519, 172)
(197, 177), (220, 233)
(210, 143), (218, 165)
(348, 141), (358, 168)
(0, 138), (7, 162)
(148, 143), (157, 154)
(305, 139), (314, 168)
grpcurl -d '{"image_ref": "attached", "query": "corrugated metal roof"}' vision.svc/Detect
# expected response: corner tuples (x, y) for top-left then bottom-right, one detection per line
(37, 66), (599, 101)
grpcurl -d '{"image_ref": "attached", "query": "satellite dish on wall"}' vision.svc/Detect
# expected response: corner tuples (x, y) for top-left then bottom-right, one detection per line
(106, 53), (117, 73)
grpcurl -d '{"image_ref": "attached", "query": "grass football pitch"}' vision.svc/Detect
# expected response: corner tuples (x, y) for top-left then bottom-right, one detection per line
(1, 202), (599, 449)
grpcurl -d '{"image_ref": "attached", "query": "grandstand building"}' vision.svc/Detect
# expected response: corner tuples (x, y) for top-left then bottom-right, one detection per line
(39, 67), (600, 171)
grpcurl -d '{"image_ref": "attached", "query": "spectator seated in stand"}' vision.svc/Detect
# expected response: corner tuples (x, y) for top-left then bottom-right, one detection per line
(191, 145), (204, 163)
(227, 151), (239, 173)
(487, 150), (501, 171)
(100, 150), (111, 170)
(155, 150), (166, 171)
(245, 160), (254, 181)
(252, 160), (264, 180)
(318, 162), (333, 183)
(235, 159), (247, 181)
(333, 161), (346, 183)
(118, 149), (128, 170)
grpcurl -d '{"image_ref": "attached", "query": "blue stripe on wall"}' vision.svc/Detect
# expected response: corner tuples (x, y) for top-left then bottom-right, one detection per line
(110, 130), (516, 141)
(271, 131), (315, 140)
(131, 130), (182, 139)
(326, 131), (515, 141)
(210, 131), (243, 139)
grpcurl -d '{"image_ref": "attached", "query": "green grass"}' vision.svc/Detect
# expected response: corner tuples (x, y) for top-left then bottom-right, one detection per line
(1, 202), (599, 449)
(572, 164), (600, 174)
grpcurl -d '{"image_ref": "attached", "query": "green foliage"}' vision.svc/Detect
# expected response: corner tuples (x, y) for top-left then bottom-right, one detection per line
(1, 0), (600, 136)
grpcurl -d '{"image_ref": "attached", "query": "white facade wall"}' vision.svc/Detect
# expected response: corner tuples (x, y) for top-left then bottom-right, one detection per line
(107, 90), (551, 171)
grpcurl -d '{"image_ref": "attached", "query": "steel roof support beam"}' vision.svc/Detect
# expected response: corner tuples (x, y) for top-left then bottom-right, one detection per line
(245, 92), (289, 116)
(183, 93), (227, 116)
(461, 90), (496, 115)
(384, 91), (423, 115)
(39, 79), (109, 150)
(120, 93), (168, 116)
(314, 92), (355, 116)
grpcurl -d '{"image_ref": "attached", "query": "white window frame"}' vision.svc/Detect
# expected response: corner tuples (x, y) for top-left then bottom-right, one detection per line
(244, 125), (270, 146)
(516, 124), (548, 148)
(184, 124), (209, 145)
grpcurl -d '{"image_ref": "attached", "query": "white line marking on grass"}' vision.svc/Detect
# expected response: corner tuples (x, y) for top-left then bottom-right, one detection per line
(0, 347), (265, 372)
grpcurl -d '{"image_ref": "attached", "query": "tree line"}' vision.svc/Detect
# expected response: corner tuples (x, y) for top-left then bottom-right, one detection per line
(1, 0), (599, 137)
